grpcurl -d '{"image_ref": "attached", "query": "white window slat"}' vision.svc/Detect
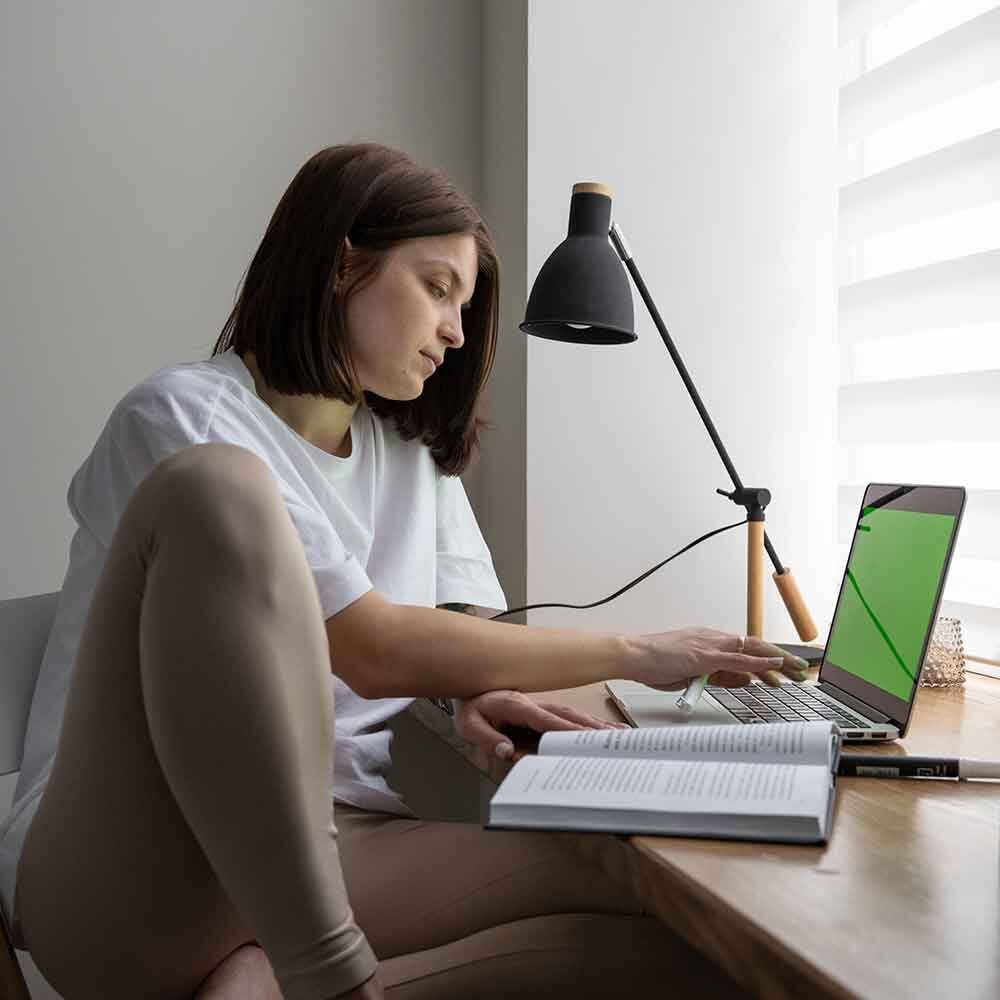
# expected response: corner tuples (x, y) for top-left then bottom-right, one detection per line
(939, 600), (1000, 662)
(840, 7), (1000, 145)
(840, 322), (1000, 384)
(838, 441), (1000, 491)
(839, 127), (1000, 243)
(840, 77), (1000, 183)
(839, 6), (1000, 144)
(839, 198), (1000, 284)
(840, 0), (1000, 82)
(839, 370), (1000, 444)
(936, 556), (1000, 608)
(839, 248), (1000, 343)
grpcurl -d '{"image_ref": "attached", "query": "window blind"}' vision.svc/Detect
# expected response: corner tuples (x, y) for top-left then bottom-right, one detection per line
(837, 0), (1000, 671)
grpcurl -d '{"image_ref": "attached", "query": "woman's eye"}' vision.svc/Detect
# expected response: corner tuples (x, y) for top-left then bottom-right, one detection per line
(429, 283), (448, 299)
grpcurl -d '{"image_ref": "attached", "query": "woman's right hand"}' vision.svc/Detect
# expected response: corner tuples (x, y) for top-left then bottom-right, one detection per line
(627, 627), (811, 691)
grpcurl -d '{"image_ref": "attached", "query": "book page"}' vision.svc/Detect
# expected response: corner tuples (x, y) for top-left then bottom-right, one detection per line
(537, 719), (836, 767)
(494, 755), (830, 817)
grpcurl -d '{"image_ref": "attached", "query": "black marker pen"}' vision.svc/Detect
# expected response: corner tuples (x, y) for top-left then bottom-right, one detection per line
(838, 755), (1000, 779)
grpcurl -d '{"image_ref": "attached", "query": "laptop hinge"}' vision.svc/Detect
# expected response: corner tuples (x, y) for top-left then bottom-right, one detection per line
(816, 682), (892, 723)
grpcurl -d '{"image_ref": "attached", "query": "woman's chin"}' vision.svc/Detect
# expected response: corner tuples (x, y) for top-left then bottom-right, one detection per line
(374, 380), (425, 402)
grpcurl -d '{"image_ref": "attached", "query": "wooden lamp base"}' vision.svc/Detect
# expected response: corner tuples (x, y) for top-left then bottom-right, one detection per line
(746, 520), (818, 643)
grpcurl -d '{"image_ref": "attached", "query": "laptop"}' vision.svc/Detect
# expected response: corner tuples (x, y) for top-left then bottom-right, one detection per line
(606, 483), (966, 742)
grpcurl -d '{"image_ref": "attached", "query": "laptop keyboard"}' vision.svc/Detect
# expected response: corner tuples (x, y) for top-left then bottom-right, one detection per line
(706, 683), (872, 729)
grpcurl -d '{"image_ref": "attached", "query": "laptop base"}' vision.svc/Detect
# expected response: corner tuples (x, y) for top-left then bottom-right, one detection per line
(605, 680), (900, 742)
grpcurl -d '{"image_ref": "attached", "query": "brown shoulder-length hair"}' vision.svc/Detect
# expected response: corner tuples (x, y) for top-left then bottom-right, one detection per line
(211, 143), (500, 476)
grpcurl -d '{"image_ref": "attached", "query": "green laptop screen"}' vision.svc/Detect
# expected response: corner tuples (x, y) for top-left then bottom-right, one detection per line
(824, 506), (956, 702)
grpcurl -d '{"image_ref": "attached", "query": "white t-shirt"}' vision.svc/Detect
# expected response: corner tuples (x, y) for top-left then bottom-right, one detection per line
(0, 348), (507, 930)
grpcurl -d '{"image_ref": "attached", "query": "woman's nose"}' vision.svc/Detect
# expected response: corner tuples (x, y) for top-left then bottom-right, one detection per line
(440, 317), (464, 350)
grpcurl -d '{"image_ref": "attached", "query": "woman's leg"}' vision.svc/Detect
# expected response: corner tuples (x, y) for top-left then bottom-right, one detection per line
(380, 913), (736, 1000)
(336, 806), (750, 999)
(15, 443), (375, 1000)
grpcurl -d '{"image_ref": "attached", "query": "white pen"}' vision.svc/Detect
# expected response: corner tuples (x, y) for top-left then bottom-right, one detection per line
(676, 673), (709, 713)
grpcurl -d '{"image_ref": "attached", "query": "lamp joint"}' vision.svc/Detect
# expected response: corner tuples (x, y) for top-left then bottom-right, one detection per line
(717, 486), (771, 521)
(609, 222), (632, 262)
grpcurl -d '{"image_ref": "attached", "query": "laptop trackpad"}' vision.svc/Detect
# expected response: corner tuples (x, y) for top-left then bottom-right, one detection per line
(605, 679), (734, 728)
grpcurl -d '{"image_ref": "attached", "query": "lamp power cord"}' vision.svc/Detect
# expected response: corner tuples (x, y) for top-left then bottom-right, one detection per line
(488, 517), (749, 621)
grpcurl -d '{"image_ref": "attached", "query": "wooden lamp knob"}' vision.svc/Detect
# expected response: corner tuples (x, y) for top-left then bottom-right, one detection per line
(773, 569), (818, 642)
(572, 182), (614, 198)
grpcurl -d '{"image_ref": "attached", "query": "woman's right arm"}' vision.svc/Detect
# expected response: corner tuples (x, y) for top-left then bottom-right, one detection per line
(325, 590), (805, 700)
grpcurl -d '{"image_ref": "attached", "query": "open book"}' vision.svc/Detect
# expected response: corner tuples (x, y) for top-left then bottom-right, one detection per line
(488, 720), (841, 844)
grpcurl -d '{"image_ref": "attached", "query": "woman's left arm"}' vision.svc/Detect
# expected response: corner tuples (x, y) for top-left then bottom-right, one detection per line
(435, 604), (625, 759)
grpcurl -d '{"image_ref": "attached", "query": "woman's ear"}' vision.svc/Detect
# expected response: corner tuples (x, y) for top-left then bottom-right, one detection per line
(339, 236), (353, 268)
(335, 236), (353, 290)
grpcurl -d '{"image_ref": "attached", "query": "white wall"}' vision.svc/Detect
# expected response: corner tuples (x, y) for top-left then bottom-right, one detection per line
(1, 0), (483, 602)
(477, 0), (529, 617)
(523, 0), (840, 644)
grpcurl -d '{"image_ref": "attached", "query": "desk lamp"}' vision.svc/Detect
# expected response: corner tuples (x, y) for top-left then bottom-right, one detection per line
(520, 182), (818, 645)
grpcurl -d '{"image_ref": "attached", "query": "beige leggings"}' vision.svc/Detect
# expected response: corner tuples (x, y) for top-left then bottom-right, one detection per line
(13, 443), (747, 999)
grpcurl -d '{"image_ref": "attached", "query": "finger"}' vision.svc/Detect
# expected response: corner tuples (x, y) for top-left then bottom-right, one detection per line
(457, 698), (586, 751)
(536, 703), (625, 729)
(743, 636), (812, 675)
(465, 696), (588, 737)
(456, 710), (517, 758)
(715, 652), (808, 685)
(707, 670), (754, 687)
(781, 665), (811, 681)
(711, 668), (789, 689)
(506, 701), (593, 734)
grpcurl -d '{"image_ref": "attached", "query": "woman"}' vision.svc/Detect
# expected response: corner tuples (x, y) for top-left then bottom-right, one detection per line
(2, 143), (808, 999)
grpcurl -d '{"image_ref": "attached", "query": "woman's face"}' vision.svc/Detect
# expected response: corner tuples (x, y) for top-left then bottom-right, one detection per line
(343, 232), (478, 400)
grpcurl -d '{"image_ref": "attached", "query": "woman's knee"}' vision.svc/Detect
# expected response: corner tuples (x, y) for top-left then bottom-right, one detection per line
(134, 444), (289, 560)
(151, 443), (276, 498)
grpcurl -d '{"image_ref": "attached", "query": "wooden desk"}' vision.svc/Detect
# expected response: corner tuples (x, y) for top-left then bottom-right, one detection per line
(407, 674), (1000, 1000)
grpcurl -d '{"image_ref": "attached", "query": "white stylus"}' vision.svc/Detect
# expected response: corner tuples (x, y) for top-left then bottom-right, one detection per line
(675, 673), (709, 713)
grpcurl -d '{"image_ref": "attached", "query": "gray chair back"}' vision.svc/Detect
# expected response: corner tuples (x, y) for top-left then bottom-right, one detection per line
(0, 592), (60, 776)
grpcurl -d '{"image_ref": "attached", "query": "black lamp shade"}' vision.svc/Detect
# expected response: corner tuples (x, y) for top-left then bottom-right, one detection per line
(520, 185), (636, 345)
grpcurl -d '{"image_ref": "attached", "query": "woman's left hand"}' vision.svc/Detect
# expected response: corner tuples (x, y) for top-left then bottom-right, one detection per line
(453, 690), (626, 762)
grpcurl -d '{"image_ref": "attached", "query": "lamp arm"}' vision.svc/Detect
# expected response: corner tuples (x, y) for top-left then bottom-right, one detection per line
(609, 223), (818, 642)
(609, 224), (746, 497)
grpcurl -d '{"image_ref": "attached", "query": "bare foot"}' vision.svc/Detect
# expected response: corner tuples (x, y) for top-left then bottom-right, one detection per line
(193, 943), (282, 1000)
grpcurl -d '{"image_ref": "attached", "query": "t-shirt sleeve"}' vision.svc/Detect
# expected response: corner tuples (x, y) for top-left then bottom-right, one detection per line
(67, 381), (208, 547)
(69, 378), (372, 620)
(435, 471), (507, 611)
